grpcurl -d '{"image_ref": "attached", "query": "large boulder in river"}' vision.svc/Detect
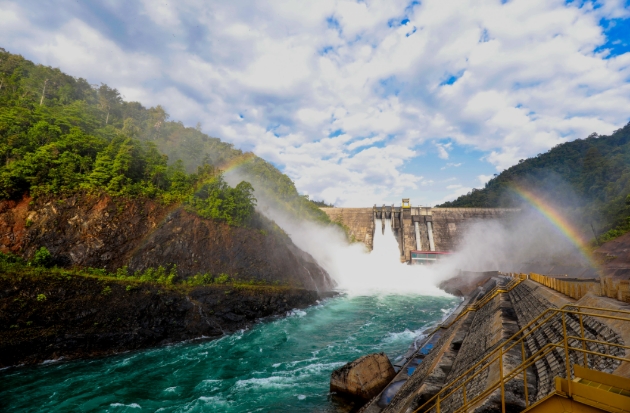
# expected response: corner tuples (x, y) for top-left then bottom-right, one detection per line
(330, 352), (396, 400)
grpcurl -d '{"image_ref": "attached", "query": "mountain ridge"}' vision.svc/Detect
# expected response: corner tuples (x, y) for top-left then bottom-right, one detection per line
(437, 123), (630, 242)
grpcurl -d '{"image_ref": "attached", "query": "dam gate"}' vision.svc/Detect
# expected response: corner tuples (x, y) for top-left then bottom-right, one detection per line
(321, 201), (519, 263)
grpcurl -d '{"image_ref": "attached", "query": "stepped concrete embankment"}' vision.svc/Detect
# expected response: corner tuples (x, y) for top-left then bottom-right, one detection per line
(350, 273), (630, 413)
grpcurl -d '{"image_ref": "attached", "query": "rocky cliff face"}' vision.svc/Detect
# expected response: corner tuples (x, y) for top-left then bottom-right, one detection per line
(0, 194), (334, 291)
(0, 270), (323, 368)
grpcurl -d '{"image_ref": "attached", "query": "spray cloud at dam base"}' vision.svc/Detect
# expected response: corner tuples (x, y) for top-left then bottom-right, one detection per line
(233, 183), (595, 296)
(223, 169), (596, 295)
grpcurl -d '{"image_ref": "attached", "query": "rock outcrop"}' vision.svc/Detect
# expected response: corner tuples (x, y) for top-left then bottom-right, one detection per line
(0, 193), (338, 367)
(0, 194), (334, 291)
(330, 352), (397, 400)
(0, 269), (324, 368)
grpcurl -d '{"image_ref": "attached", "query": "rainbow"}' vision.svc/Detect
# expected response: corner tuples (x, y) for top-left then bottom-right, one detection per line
(510, 185), (599, 268)
(217, 152), (256, 174)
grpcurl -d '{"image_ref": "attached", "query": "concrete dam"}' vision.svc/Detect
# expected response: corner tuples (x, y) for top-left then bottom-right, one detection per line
(322, 200), (519, 263)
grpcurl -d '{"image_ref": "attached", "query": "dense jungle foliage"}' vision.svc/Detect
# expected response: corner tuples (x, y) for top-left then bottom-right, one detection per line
(438, 125), (630, 243)
(0, 48), (329, 226)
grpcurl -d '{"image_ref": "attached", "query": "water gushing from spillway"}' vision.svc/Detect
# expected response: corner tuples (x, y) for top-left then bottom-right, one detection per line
(326, 219), (448, 296)
(223, 170), (453, 296)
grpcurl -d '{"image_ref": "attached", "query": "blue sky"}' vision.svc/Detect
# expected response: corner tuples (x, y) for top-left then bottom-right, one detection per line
(1, 0), (630, 206)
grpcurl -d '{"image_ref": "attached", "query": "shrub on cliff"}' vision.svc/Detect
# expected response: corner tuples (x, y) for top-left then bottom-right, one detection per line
(31, 247), (52, 268)
(115, 265), (178, 285)
(0, 253), (283, 289)
(0, 251), (25, 265)
(186, 173), (256, 226)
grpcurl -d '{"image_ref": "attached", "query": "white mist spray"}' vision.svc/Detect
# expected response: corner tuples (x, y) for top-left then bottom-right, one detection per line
(250, 196), (449, 296)
(224, 169), (588, 297)
(326, 219), (446, 296)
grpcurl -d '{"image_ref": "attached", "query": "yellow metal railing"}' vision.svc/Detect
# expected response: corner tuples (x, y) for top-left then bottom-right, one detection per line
(413, 304), (630, 413)
(529, 272), (603, 300)
(388, 274), (525, 408)
(422, 274), (525, 338)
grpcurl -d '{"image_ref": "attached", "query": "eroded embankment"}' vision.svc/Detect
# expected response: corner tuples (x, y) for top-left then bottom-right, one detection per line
(0, 270), (322, 368)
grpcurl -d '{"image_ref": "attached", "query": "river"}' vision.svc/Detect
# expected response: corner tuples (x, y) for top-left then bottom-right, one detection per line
(1, 219), (459, 412)
(0, 293), (457, 412)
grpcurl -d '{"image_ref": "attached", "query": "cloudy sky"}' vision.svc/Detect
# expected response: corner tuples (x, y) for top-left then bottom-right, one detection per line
(2, 0), (630, 206)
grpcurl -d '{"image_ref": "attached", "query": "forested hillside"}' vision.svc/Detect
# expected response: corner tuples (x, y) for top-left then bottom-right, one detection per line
(0, 48), (329, 226)
(438, 125), (630, 242)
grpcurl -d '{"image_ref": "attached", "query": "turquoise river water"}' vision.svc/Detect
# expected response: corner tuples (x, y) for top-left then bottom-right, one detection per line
(0, 293), (458, 412)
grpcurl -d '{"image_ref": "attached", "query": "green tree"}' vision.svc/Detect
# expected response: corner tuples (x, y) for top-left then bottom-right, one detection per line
(31, 246), (52, 267)
(187, 173), (257, 226)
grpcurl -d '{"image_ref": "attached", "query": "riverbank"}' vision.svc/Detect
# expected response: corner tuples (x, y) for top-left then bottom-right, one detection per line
(0, 268), (326, 368)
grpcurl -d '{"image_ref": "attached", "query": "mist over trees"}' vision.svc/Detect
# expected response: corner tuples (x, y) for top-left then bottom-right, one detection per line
(0, 48), (329, 226)
(438, 126), (630, 242)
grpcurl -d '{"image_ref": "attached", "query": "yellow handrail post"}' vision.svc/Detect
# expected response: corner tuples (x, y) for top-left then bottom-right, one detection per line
(578, 309), (587, 367)
(521, 340), (529, 407)
(500, 345), (505, 413)
(561, 311), (572, 397)
(436, 394), (441, 413)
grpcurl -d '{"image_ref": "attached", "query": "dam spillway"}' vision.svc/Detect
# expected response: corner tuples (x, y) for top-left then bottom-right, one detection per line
(321, 203), (519, 263)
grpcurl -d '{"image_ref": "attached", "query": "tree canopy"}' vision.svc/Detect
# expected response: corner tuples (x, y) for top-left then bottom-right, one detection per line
(438, 125), (630, 242)
(0, 48), (330, 226)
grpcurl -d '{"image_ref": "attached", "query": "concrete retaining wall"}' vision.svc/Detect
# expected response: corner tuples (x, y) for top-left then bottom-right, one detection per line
(320, 208), (375, 250)
(531, 272), (630, 304)
(530, 273), (602, 300)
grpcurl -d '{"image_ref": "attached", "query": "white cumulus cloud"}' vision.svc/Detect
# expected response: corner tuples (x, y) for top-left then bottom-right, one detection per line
(1, 0), (630, 205)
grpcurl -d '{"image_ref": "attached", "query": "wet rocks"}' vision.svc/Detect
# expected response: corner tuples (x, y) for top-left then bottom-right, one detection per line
(330, 352), (396, 400)
(0, 271), (321, 368)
